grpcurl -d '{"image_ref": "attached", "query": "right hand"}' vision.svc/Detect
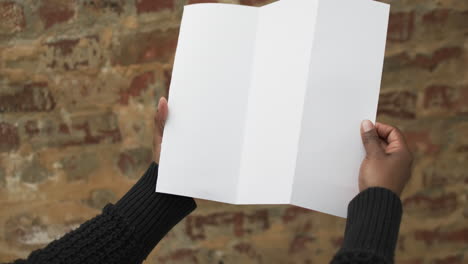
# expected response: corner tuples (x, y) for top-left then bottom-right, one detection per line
(359, 120), (413, 196)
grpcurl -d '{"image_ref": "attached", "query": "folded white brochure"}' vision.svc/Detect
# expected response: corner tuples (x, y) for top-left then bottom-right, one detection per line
(156, 0), (390, 218)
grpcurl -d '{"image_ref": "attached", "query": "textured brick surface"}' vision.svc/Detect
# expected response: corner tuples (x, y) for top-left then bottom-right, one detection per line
(0, 2), (25, 35)
(0, 0), (467, 263)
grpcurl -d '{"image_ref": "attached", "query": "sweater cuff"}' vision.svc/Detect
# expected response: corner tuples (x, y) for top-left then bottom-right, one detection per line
(340, 187), (402, 263)
(114, 162), (197, 260)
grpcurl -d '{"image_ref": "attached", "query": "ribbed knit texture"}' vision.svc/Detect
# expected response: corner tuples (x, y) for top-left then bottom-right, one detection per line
(10, 205), (141, 264)
(114, 162), (197, 258)
(10, 162), (196, 264)
(331, 187), (403, 264)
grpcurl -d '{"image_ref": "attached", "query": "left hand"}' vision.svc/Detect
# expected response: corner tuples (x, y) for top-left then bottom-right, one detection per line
(153, 97), (168, 164)
(359, 120), (413, 196)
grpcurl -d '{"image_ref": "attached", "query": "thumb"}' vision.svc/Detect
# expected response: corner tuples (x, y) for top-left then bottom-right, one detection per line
(155, 97), (168, 136)
(361, 120), (384, 158)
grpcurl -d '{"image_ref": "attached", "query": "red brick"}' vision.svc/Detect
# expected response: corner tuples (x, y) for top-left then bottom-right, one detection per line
(39, 0), (75, 29)
(423, 85), (455, 110)
(282, 206), (311, 223)
(420, 9), (468, 45)
(156, 248), (198, 263)
(403, 192), (457, 217)
(135, 0), (173, 14)
(24, 120), (40, 137)
(44, 35), (102, 71)
(414, 228), (468, 246)
(46, 39), (80, 56)
(387, 11), (414, 42)
(82, 0), (124, 15)
(66, 113), (122, 146)
(404, 130), (440, 155)
(377, 91), (417, 119)
(456, 86), (468, 115)
(185, 210), (270, 240)
(0, 122), (20, 153)
(456, 87), (468, 115)
(413, 47), (462, 71)
(0, 82), (55, 113)
(289, 235), (315, 254)
(234, 242), (261, 260)
(247, 209), (269, 231)
(397, 234), (406, 251)
(384, 47), (462, 72)
(422, 9), (450, 24)
(0, 2), (26, 34)
(383, 53), (411, 72)
(163, 68), (172, 97)
(423, 85), (468, 115)
(117, 147), (152, 178)
(113, 29), (178, 65)
(23, 112), (122, 150)
(120, 71), (155, 105)
(422, 167), (468, 188)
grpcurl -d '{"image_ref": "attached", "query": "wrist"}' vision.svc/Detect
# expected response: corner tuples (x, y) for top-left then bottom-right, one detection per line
(360, 185), (402, 197)
(341, 187), (403, 263)
(114, 162), (197, 258)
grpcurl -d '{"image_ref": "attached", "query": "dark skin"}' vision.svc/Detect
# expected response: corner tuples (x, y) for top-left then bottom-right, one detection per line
(153, 97), (168, 164)
(154, 97), (413, 197)
(359, 120), (413, 196)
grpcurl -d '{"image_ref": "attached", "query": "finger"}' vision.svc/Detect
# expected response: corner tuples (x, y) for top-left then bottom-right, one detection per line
(375, 122), (409, 153)
(380, 140), (388, 150)
(361, 120), (385, 158)
(155, 97), (168, 137)
(154, 110), (162, 139)
(157, 97), (168, 123)
(375, 122), (404, 143)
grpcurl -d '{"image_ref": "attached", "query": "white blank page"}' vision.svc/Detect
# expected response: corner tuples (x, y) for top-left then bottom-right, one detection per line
(157, 0), (390, 218)
(156, 4), (258, 203)
(237, 0), (319, 203)
(291, 0), (390, 217)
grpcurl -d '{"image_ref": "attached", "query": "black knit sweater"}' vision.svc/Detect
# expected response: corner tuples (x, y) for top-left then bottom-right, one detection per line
(9, 163), (402, 264)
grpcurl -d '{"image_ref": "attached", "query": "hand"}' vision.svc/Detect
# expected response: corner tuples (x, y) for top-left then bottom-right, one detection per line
(153, 97), (168, 164)
(359, 120), (413, 196)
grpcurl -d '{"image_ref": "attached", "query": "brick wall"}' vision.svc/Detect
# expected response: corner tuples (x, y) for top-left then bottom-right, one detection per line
(0, 0), (467, 263)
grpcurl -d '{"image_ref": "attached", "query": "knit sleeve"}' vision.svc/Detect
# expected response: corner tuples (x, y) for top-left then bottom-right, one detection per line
(9, 162), (197, 264)
(331, 187), (403, 264)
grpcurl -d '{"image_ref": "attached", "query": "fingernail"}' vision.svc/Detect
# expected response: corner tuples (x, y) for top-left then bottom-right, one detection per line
(362, 120), (374, 132)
